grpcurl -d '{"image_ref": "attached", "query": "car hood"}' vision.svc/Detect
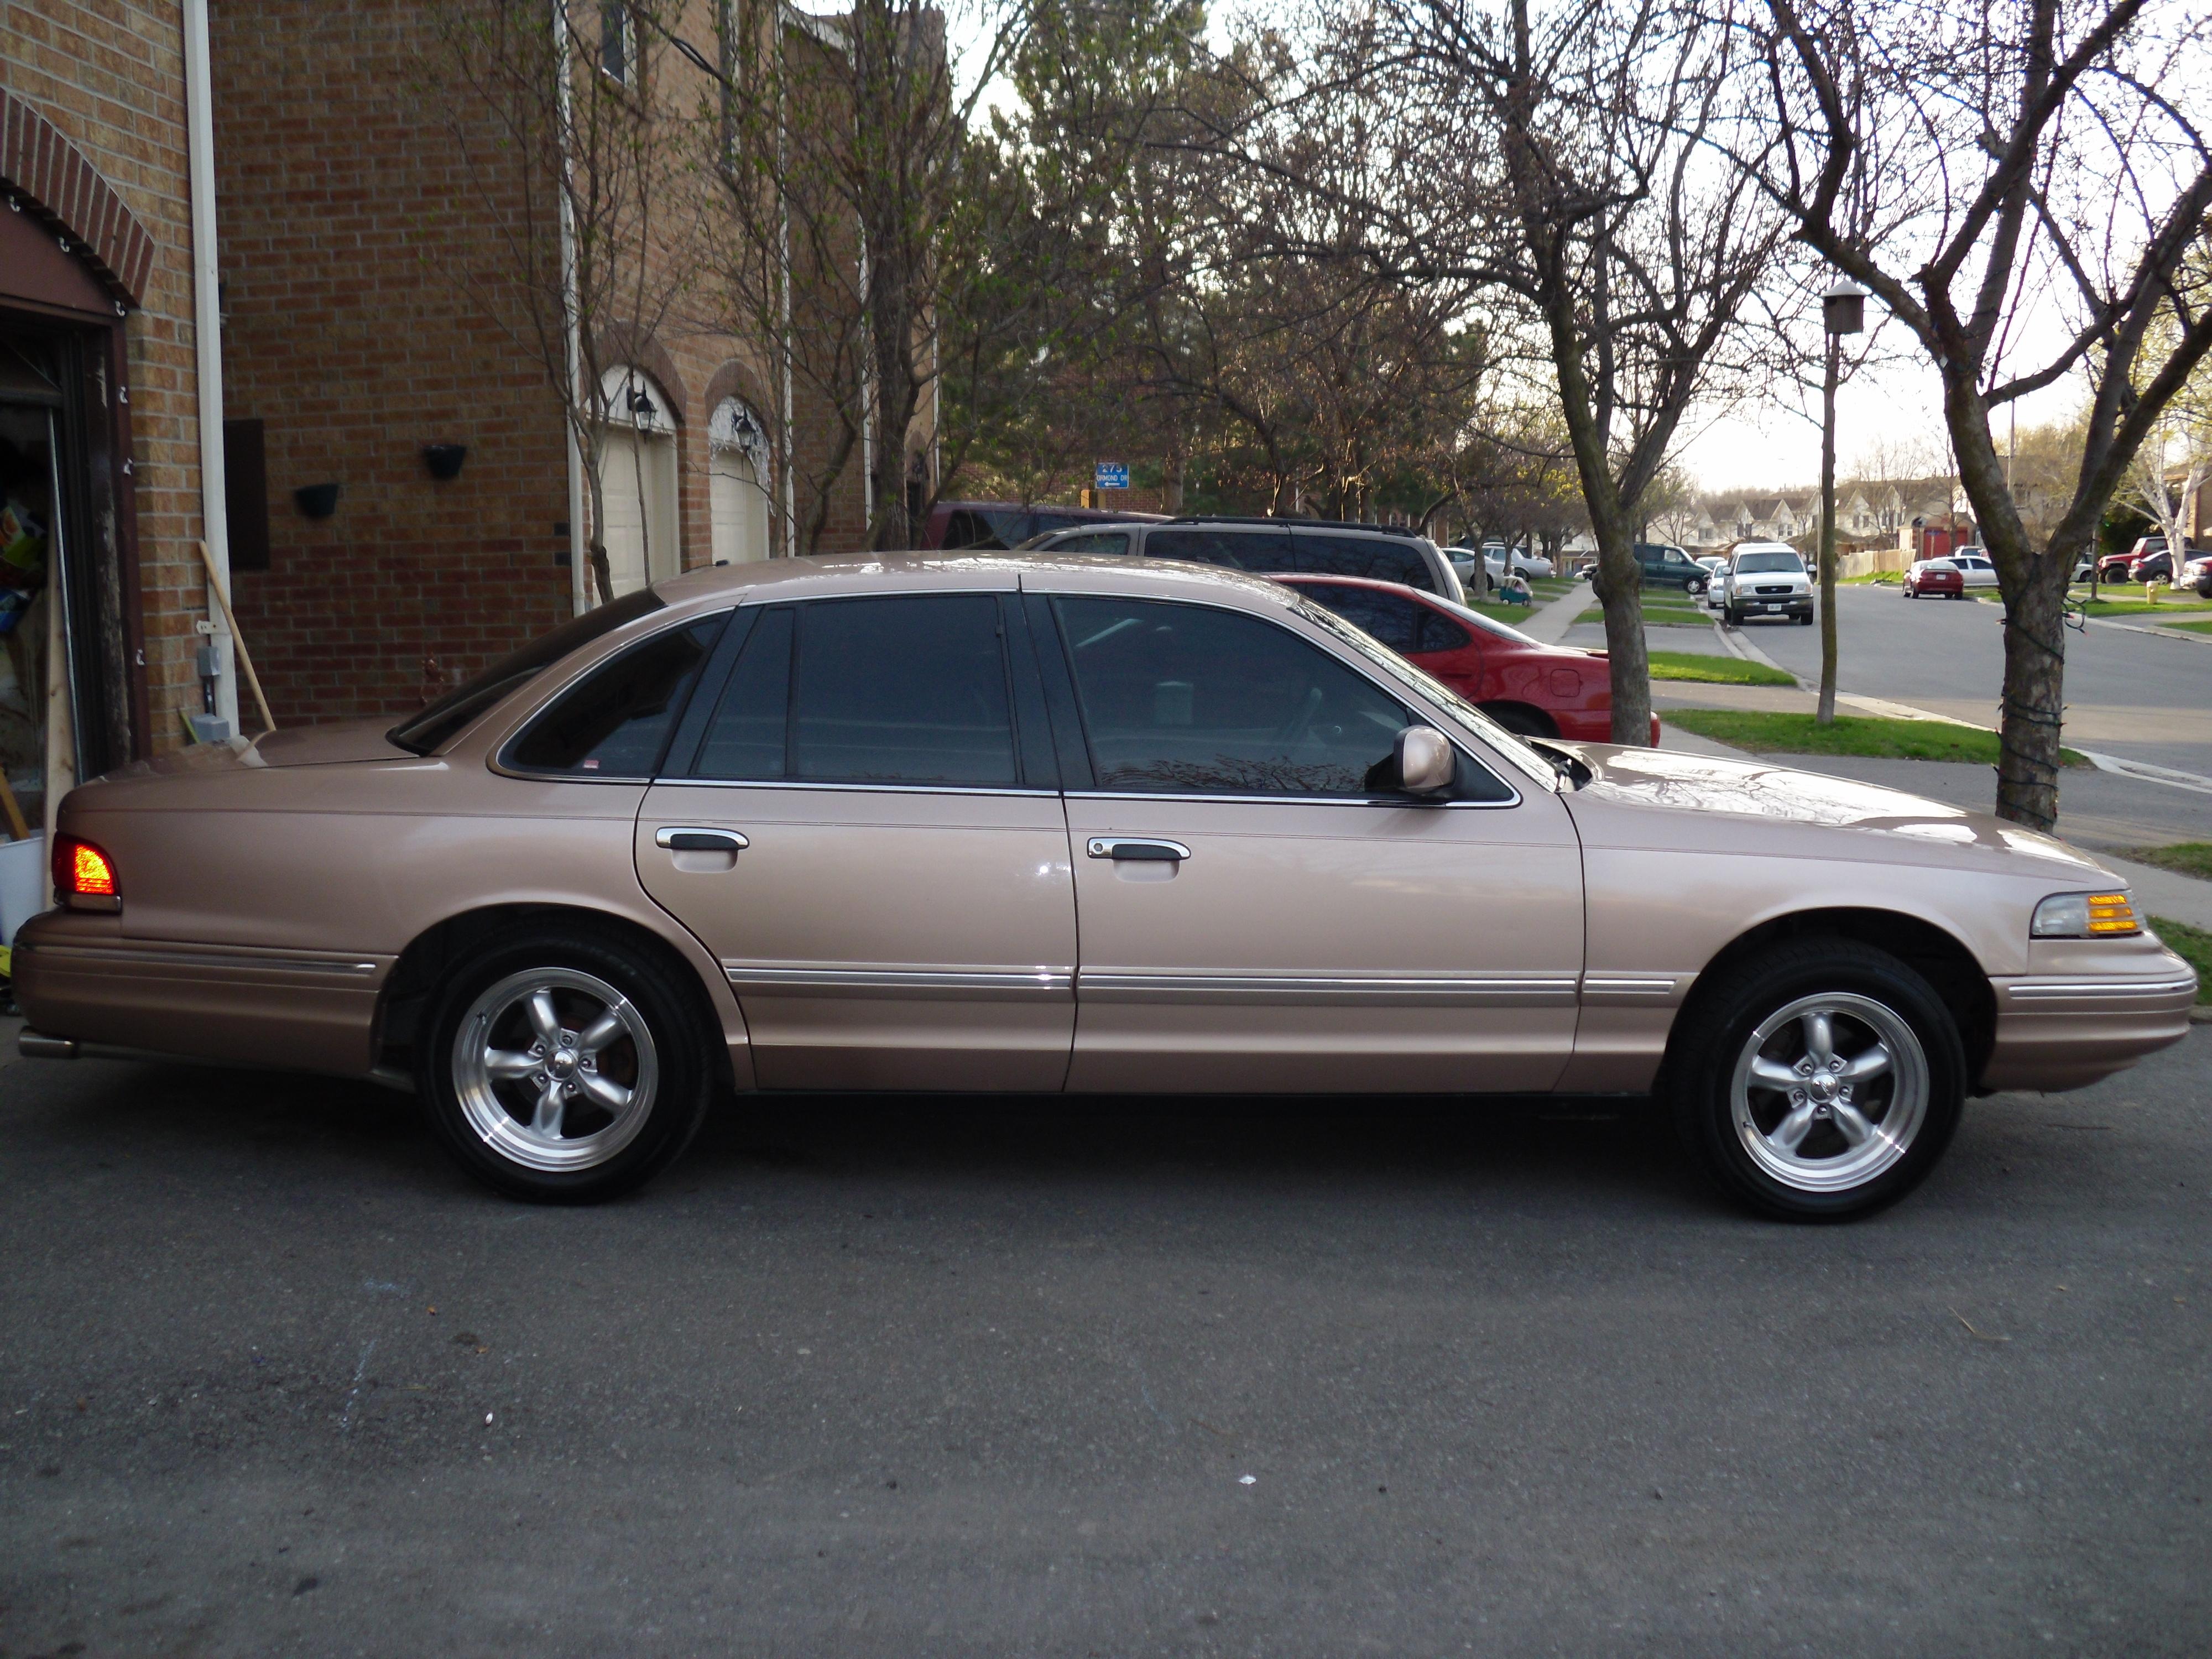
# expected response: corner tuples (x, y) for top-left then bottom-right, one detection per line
(1556, 743), (2109, 876)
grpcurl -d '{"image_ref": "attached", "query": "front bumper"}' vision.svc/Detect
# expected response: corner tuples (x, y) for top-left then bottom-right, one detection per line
(1734, 593), (1813, 617)
(1980, 951), (2198, 1092)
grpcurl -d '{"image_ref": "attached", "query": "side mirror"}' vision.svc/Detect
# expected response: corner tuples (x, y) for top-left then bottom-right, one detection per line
(1384, 726), (1454, 797)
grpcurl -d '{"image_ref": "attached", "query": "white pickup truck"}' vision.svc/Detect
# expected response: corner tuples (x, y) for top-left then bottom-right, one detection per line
(1720, 543), (1815, 626)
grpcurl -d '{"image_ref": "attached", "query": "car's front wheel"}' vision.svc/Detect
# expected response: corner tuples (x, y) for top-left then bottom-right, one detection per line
(422, 928), (719, 1202)
(1668, 939), (1965, 1220)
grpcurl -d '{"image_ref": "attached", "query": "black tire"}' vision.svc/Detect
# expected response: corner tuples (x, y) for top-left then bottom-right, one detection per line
(1723, 606), (1742, 627)
(420, 927), (719, 1202)
(1667, 938), (1966, 1221)
(1480, 702), (1558, 738)
(1795, 612), (1814, 625)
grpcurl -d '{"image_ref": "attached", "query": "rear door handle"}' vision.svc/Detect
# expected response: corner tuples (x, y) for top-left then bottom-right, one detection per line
(1086, 837), (1190, 862)
(655, 827), (749, 852)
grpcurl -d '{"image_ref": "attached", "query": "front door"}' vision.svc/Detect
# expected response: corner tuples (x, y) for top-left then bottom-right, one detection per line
(1029, 585), (1584, 1094)
(637, 588), (1077, 1091)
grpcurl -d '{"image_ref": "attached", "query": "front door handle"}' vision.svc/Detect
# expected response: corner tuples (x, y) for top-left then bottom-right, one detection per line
(656, 827), (750, 853)
(1086, 837), (1190, 862)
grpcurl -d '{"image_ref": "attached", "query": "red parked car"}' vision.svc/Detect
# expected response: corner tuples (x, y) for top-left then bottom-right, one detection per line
(1275, 574), (1660, 744)
(1901, 557), (1965, 598)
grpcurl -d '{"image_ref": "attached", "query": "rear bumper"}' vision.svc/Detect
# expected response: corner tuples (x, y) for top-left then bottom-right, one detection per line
(14, 910), (391, 1076)
(1979, 961), (2198, 1092)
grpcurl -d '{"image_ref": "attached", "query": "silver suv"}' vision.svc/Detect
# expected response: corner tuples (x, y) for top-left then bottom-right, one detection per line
(1021, 518), (1468, 606)
(1720, 543), (1814, 627)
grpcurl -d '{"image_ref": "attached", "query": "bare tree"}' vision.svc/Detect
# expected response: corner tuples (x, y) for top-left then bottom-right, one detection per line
(430, 0), (696, 606)
(1322, 0), (1787, 744)
(702, 0), (1039, 552)
(1744, 0), (2212, 828)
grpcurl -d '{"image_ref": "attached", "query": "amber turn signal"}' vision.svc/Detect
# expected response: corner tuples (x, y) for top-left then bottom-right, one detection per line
(2084, 893), (2140, 935)
(54, 834), (121, 912)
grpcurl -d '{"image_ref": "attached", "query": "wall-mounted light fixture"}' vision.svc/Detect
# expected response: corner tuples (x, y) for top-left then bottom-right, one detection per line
(294, 482), (340, 519)
(422, 443), (468, 481)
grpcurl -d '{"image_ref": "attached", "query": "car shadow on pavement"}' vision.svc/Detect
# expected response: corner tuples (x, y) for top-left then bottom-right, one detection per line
(691, 1089), (1710, 1213)
(5, 1056), (1723, 1213)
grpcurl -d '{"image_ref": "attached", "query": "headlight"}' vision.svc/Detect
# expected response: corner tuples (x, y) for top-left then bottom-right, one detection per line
(2032, 890), (2141, 938)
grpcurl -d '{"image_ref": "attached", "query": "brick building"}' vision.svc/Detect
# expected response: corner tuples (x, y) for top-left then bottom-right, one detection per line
(4, 0), (872, 810)
(2, 2), (225, 854)
(210, 0), (867, 724)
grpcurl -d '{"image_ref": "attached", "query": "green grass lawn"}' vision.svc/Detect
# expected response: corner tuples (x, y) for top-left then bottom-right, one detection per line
(2120, 843), (2212, 880)
(1665, 709), (2089, 767)
(2156, 617), (2212, 636)
(1466, 600), (1541, 625)
(1579, 595), (1712, 628)
(2070, 596), (2212, 618)
(2148, 916), (2212, 1004)
(1646, 650), (1796, 687)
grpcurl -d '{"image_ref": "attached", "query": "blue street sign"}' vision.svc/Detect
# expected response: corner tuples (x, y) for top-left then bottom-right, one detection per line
(1094, 462), (1130, 491)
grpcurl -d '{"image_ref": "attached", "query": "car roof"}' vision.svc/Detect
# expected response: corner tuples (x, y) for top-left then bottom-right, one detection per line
(651, 550), (1306, 613)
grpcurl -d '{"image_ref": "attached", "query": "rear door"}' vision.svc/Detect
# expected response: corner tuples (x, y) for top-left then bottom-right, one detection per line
(637, 588), (1078, 1091)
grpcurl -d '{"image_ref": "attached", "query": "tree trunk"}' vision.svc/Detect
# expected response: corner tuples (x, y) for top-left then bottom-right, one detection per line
(1588, 508), (1652, 745)
(1995, 562), (2070, 831)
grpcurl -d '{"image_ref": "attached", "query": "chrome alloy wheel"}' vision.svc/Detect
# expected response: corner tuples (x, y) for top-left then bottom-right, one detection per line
(1729, 992), (1929, 1193)
(452, 968), (659, 1173)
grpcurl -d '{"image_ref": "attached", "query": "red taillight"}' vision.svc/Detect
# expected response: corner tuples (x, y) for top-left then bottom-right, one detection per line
(54, 834), (121, 910)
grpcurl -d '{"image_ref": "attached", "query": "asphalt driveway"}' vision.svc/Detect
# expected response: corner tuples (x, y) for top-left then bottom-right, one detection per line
(2, 1033), (2208, 1656)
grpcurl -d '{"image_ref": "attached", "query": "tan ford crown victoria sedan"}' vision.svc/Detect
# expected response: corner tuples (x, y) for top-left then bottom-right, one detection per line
(14, 556), (2197, 1218)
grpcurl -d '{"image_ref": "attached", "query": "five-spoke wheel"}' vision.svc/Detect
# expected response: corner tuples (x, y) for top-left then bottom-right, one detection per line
(453, 968), (659, 1173)
(423, 929), (718, 1202)
(1671, 940), (1964, 1219)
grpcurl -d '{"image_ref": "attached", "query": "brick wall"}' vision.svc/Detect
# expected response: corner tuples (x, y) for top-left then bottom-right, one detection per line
(210, 0), (575, 724)
(3, 0), (205, 752)
(212, 0), (866, 727)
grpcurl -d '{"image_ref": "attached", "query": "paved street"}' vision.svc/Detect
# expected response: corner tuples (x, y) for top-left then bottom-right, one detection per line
(1730, 586), (2212, 779)
(4, 1032), (2209, 1656)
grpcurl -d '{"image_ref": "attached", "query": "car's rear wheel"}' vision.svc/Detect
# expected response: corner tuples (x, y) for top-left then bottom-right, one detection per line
(422, 929), (718, 1202)
(1668, 939), (1965, 1220)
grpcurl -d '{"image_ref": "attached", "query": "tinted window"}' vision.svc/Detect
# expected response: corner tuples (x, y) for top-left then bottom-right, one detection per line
(1144, 528), (1287, 570)
(942, 509), (1019, 551)
(1296, 583), (1464, 655)
(1049, 531), (1131, 555)
(506, 616), (723, 776)
(791, 596), (1017, 786)
(1053, 597), (1410, 796)
(1292, 534), (1438, 593)
(391, 587), (665, 754)
(693, 608), (792, 779)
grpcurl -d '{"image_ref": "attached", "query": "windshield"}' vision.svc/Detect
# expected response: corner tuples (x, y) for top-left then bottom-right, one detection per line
(1735, 551), (1804, 574)
(1290, 596), (1559, 788)
(388, 588), (666, 755)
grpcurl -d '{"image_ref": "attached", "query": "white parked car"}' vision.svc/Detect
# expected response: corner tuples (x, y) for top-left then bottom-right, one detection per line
(1484, 549), (1556, 581)
(1949, 552), (2000, 589)
(1697, 556), (1729, 608)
